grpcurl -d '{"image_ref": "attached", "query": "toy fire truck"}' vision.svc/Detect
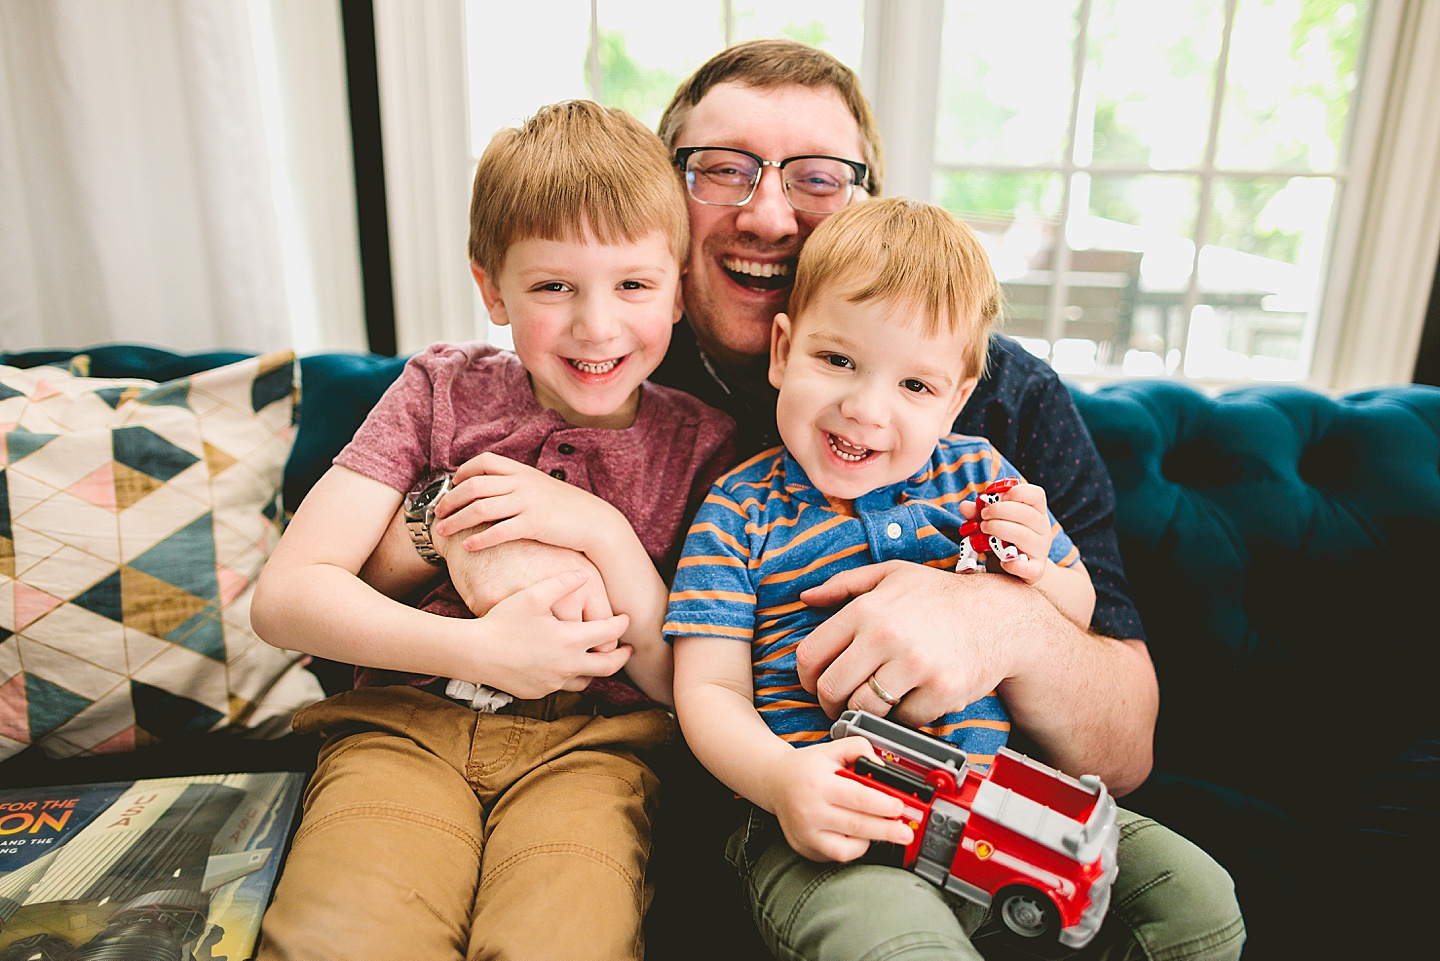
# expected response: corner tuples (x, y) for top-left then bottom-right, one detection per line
(832, 710), (1119, 950)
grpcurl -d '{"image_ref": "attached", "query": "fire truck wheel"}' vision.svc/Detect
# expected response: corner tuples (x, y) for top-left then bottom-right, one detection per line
(995, 884), (1061, 942)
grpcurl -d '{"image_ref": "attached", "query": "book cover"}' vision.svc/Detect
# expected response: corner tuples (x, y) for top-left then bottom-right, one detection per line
(0, 770), (304, 961)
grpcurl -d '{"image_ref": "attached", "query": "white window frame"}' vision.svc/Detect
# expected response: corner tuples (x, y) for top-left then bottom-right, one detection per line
(373, 0), (1440, 392)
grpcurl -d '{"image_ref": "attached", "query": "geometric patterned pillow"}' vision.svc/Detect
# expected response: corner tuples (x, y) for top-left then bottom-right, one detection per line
(0, 352), (325, 760)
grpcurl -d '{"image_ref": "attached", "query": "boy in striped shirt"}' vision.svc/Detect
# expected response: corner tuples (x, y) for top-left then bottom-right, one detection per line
(664, 197), (1096, 956)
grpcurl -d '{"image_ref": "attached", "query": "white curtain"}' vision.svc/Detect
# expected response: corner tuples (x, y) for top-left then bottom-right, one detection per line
(0, 0), (365, 355)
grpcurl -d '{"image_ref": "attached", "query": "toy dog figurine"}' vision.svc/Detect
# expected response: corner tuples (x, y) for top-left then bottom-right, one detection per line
(953, 476), (1026, 573)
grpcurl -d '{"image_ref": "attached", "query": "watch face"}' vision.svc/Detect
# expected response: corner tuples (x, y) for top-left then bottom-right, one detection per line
(405, 472), (452, 517)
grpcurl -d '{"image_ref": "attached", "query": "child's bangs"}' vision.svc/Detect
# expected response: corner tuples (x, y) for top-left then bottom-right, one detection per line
(468, 100), (688, 269)
(792, 198), (1000, 376)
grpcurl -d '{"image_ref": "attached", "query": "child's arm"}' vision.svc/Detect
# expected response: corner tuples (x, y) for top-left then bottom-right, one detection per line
(960, 482), (1096, 628)
(672, 634), (915, 863)
(432, 452), (674, 705)
(251, 464), (634, 697)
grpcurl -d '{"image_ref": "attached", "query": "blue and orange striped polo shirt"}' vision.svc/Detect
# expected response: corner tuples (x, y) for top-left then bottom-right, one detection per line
(664, 434), (1082, 768)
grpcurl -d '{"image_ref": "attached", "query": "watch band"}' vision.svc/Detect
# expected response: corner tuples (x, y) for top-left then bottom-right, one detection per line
(404, 471), (453, 565)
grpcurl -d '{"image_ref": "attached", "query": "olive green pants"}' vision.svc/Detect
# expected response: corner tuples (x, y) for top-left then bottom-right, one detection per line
(726, 806), (1245, 961)
(256, 685), (675, 961)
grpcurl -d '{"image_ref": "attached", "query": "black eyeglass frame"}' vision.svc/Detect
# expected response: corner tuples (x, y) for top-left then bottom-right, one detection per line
(672, 146), (870, 211)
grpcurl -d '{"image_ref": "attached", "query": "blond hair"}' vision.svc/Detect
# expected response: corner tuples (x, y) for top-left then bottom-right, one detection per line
(788, 198), (999, 379)
(468, 100), (688, 273)
(657, 38), (884, 197)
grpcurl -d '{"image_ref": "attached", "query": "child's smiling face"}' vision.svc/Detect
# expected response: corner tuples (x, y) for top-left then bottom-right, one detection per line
(477, 227), (683, 430)
(768, 289), (976, 504)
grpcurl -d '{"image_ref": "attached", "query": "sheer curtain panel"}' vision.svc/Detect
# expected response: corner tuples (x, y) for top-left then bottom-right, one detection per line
(0, 0), (365, 354)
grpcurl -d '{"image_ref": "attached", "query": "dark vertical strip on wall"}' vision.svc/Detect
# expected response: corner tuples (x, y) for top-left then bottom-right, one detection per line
(341, 0), (398, 357)
(1412, 247), (1440, 387)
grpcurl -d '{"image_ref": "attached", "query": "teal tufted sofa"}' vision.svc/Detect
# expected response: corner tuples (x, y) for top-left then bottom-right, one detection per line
(5, 345), (1438, 960)
(1071, 381), (1440, 959)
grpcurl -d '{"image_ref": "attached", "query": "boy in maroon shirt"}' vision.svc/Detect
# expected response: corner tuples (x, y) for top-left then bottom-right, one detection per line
(250, 100), (734, 961)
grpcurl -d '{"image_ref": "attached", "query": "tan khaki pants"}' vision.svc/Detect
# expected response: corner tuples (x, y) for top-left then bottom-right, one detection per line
(256, 685), (676, 961)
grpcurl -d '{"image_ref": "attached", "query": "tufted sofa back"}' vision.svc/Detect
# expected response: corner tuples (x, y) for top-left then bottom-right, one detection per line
(9, 345), (1438, 831)
(1071, 381), (1440, 821)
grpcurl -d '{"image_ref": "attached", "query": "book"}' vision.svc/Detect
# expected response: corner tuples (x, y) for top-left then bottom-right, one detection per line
(0, 770), (304, 961)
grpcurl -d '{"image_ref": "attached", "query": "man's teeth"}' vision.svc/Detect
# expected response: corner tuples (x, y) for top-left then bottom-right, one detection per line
(828, 434), (871, 462)
(569, 358), (619, 374)
(722, 257), (791, 278)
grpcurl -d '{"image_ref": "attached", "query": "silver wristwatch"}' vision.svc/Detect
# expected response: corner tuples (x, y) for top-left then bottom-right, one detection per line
(403, 471), (453, 564)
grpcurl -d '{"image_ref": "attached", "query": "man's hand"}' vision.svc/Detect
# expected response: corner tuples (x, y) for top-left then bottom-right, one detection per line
(797, 559), (1156, 793)
(430, 453), (672, 707)
(438, 531), (614, 623)
(796, 561), (1030, 726)
(466, 568), (633, 699)
(768, 737), (913, 863)
(430, 452), (621, 622)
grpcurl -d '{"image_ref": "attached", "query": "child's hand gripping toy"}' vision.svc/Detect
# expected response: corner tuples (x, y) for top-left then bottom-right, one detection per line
(954, 476), (1025, 573)
(831, 710), (1119, 951)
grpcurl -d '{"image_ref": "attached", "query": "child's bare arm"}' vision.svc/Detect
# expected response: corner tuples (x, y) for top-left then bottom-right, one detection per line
(672, 635), (913, 863)
(433, 452), (674, 704)
(251, 465), (633, 697)
(1024, 560), (1095, 629)
(960, 482), (1097, 629)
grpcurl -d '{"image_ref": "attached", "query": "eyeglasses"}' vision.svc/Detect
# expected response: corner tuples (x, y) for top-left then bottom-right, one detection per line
(673, 147), (869, 215)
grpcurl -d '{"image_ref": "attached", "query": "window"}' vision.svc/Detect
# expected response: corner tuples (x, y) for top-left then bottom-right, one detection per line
(468, 1), (863, 152)
(930, 0), (1372, 384)
(373, 0), (1440, 391)
(463, 1), (863, 349)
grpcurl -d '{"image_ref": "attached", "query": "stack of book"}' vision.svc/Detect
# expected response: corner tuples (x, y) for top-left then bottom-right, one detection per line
(0, 771), (304, 960)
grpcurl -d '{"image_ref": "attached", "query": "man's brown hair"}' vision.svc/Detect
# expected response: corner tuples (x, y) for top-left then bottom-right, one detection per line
(788, 198), (999, 379)
(468, 100), (688, 273)
(657, 38), (884, 197)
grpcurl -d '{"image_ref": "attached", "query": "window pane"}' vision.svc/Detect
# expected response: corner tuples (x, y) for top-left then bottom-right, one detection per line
(1215, 0), (1369, 171)
(730, 1), (865, 67)
(1076, 174), (1201, 370)
(936, 169), (1065, 228)
(936, 1), (1078, 166)
(935, 170), (1063, 348)
(597, 1), (726, 131)
(1184, 174), (1335, 380)
(1087, 0), (1227, 169)
(466, 1), (591, 157)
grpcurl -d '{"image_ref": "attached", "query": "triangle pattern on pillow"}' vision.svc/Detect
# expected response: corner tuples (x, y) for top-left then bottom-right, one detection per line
(5, 426), (58, 465)
(0, 352), (324, 761)
(131, 679), (226, 738)
(26, 672), (93, 740)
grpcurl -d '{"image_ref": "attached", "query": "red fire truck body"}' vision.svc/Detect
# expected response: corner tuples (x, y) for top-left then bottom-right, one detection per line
(832, 710), (1119, 949)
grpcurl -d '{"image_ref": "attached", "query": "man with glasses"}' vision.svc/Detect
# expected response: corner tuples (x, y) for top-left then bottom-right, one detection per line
(362, 38), (1242, 961)
(642, 39), (1244, 961)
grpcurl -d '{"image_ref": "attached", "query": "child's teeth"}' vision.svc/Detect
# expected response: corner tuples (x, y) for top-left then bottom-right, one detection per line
(571, 359), (619, 374)
(828, 435), (870, 462)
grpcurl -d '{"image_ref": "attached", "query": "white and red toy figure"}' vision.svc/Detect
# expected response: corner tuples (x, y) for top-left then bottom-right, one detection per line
(954, 476), (1026, 573)
(832, 710), (1119, 951)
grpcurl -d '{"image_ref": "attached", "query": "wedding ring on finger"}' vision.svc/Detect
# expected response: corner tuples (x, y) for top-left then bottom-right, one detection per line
(867, 672), (901, 707)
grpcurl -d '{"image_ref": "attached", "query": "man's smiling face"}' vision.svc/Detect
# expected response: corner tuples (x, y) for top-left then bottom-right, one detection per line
(674, 82), (868, 372)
